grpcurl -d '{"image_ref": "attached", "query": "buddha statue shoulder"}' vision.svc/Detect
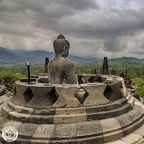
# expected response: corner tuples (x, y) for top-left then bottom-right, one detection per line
(48, 34), (78, 84)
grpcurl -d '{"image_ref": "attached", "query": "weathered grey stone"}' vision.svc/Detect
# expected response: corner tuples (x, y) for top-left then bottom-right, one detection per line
(2, 120), (22, 129)
(53, 113), (87, 124)
(52, 123), (76, 139)
(53, 85), (80, 108)
(126, 93), (135, 106)
(76, 120), (104, 144)
(81, 83), (108, 106)
(121, 133), (143, 144)
(106, 98), (127, 110)
(0, 115), (8, 129)
(127, 109), (142, 122)
(14, 105), (33, 114)
(0, 95), (8, 105)
(105, 140), (127, 144)
(26, 85), (55, 108)
(12, 82), (29, 106)
(7, 100), (15, 109)
(100, 118), (123, 142)
(86, 104), (106, 113)
(31, 139), (50, 144)
(82, 74), (95, 83)
(104, 81), (124, 101)
(133, 99), (144, 115)
(76, 120), (102, 137)
(33, 124), (54, 139)
(48, 34), (77, 84)
(134, 124), (144, 137)
(29, 115), (53, 124)
(55, 107), (86, 115)
(8, 111), (30, 122)
(33, 108), (55, 115)
(18, 123), (38, 138)
(1, 102), (13, 117)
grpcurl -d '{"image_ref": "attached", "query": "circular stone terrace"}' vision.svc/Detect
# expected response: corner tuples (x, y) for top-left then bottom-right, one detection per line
(0, 74), (144, 144)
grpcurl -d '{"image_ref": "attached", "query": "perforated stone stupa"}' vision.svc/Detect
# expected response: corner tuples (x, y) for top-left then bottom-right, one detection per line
(0, 35), (143, 144)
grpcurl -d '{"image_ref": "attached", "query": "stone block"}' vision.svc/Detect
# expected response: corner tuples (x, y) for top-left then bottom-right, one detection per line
(12, 82), (29, 106)
(0, 115), (8, 129)
(31, 140), (50, 144)
(105, 140), (127, 144)
(81, 83), (108, 106)
(1, 102), (13, 117)
(0, 95), (8, 105)
(134, 124), (144, 137)
(116, 113), (133, 128)
(76, 120), (103, 137)
(76, 120), (104, 143)
(55, 107), (86, 115)
(53, 114), (87, 124)
(14, 105), (33, 114)
(51, 139), (75, 144)
(52, 123), (76, 139)
(133, 99), (144, 115)
(86, 105), (106, 113)
(33, 124), (54, 139)
(53, 85), (80, 108)
(8, 111), (30, 122)
(33, 108), (55, 115)
(2, 120), (22, 129)
(7, 101), (15, 109)
(121, 133), (143, 144)
(127, 109), (142, 122)
(17, 123), (38, 139)
(76, 136), (104, 144)
(100, 118), (123, 142)
(29, 115), (53, 124)
(26, 85), (56, 108)
(126, 94), (135, 106)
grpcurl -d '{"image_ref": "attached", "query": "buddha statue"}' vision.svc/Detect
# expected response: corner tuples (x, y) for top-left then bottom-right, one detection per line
(48, 34), (78, 84)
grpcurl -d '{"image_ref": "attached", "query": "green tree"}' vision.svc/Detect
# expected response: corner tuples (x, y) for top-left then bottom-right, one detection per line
(0, 70), (24, 92)
(135, 79), (144, 98)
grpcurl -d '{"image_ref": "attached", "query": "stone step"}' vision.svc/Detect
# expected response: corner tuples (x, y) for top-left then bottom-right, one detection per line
(87, 102), (131, 120)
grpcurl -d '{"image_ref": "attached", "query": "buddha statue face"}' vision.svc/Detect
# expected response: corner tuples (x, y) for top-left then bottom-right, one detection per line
(53, 34), (70, 57)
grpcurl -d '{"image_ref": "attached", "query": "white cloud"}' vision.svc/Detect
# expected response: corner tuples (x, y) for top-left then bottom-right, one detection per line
(0, 0), (144, 58)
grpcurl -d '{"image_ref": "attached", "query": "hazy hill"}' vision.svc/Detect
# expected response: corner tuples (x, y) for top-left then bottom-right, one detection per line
(0, 47), (144, 65)
(0, 47), (101, 64)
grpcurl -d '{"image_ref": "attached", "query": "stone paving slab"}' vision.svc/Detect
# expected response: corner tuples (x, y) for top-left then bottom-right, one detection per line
(121, 133), (143, 144)
(134, 124), (144, 137)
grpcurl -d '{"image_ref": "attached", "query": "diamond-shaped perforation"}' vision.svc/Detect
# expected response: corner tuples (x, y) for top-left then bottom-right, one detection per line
(23, 87), (33, 103)
(75, 88), (89, 104)
(104, 85), (113, 100)
(88, 76), (103, 83)
(46, 87), (58, 105)
(78, 75), (84, 84)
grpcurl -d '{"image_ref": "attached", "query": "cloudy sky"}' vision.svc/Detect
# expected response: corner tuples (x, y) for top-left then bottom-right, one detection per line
(0, 0), (144, 58)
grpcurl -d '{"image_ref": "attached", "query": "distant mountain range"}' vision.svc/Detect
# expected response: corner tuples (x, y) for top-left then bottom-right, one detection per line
(0, 47), (144, 65)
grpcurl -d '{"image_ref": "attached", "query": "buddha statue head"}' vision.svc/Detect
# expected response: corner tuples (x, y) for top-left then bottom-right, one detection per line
(53, 34), (70, 57)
